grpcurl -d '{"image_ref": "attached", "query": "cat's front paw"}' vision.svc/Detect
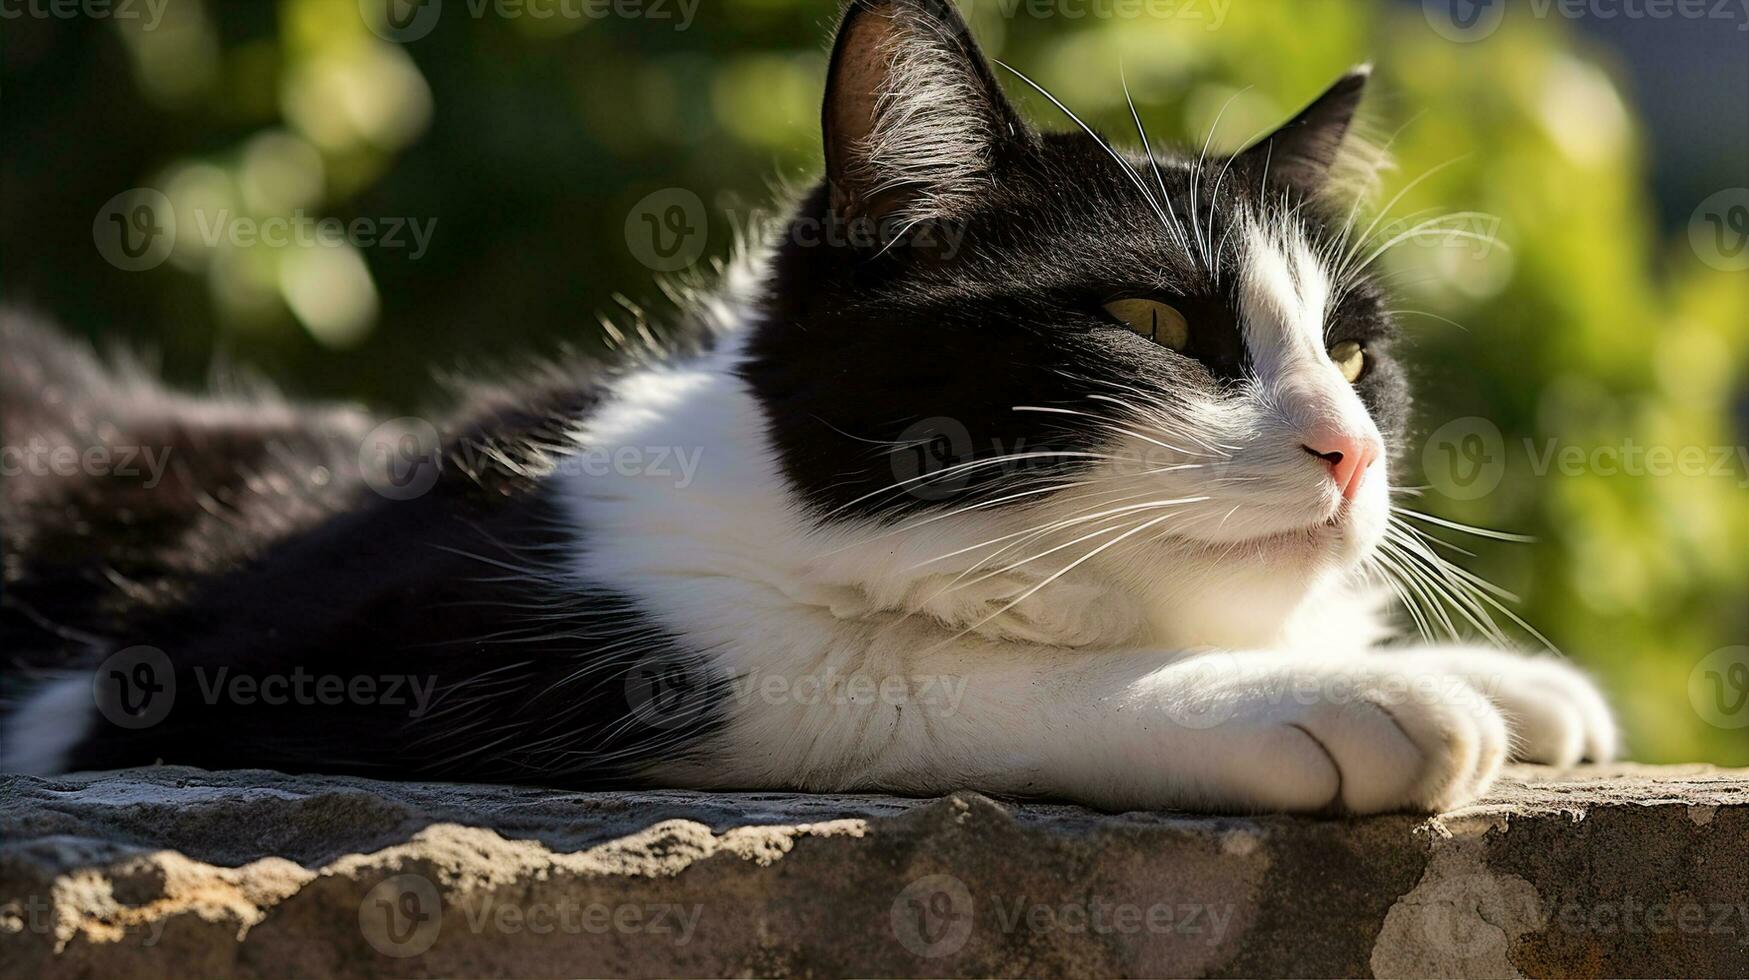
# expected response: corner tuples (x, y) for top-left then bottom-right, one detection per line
(1274, 668), (1509, 814)
(1402, 648), (1617, 766)
(1182, 660), (1510, 815)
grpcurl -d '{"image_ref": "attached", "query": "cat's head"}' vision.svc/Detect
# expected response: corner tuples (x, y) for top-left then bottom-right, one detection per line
(741, 0), (1409, 646)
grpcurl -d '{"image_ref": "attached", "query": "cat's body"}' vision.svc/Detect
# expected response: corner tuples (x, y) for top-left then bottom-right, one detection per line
(1, 0), (1614, 812)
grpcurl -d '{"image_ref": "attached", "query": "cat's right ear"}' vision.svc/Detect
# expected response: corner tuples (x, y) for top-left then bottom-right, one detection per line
(822, 0), (1030, 228)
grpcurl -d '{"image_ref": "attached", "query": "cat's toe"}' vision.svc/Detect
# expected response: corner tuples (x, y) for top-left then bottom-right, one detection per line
(1375, 678), (1507, 811)
(1492, 683), (1587, 766)
(1474, 655), (1618, 765)
(1236, 723), (1346, 812)
(1403, 649), (1619, 765)
(1557, 664), (1618, 762)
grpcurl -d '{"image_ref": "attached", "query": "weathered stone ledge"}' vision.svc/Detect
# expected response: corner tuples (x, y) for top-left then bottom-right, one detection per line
(2, 764), (1745, 978)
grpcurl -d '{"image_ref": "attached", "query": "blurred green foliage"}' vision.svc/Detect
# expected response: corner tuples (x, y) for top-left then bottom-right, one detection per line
(1, 0), (1743, 762)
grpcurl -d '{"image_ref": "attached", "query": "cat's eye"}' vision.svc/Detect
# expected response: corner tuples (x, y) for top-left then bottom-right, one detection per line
(1329, 340), (1367, 383)
(1104, 298), (1190, 352)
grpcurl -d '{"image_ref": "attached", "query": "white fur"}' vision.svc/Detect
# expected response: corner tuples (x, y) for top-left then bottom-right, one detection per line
(2, 675), (92, 775)
(553, 220), (1614, 813)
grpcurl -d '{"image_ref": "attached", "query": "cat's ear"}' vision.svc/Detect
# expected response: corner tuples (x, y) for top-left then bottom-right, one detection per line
(822, 0), (1028, 227)
(1238, 66), (1378, 196)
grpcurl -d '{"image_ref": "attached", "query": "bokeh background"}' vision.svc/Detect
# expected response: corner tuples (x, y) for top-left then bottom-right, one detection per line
(2, 0), (1745, 763)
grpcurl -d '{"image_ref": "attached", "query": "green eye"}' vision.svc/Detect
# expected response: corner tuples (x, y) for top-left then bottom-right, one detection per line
(1329, 340), (1366, 383)
(1105, 298), (1190, 351)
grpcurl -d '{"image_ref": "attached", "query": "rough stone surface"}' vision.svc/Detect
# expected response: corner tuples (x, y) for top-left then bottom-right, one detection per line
(1, 764), (1745, 978)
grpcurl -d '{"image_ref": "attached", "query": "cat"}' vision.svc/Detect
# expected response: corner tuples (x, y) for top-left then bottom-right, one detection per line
(0, 0), (1615, 813)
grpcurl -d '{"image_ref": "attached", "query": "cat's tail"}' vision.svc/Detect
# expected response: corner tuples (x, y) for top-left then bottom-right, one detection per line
(0, 310), (365, 773)
(0, 309), (376, 668)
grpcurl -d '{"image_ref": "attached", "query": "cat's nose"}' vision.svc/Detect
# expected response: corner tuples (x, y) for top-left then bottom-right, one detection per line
(1301, 430), (1382, 500)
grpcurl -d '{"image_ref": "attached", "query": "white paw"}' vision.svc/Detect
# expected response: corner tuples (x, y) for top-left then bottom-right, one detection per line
(1176, 661), (1510, 815)
(1398, 648), (1618, 766)
(1281, 669), (1509, 813)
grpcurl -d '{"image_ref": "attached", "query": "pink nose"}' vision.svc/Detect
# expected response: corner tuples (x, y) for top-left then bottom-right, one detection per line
(1302, 430), (1382, 500)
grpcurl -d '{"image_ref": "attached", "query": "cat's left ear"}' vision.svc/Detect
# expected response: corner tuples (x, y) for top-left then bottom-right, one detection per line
(1238, 66), (1377, 196)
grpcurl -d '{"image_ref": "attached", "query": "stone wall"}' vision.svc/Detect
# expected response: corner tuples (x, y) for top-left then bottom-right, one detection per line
(2, 764), (1745, 977)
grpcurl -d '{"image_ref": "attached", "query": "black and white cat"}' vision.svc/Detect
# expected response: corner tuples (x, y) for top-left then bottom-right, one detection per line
(1, 0), (1615, 813)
